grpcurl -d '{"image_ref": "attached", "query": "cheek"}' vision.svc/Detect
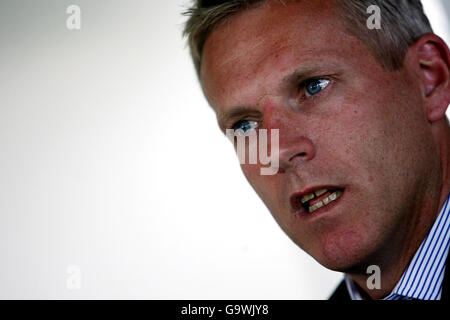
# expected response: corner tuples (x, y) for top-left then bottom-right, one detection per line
(322, 82), (400, 172)
(340, 82), (429, 176)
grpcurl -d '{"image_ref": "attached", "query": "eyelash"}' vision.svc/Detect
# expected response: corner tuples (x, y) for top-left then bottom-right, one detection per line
(297, 77), (331, 101)
(231, 119), (259, 135)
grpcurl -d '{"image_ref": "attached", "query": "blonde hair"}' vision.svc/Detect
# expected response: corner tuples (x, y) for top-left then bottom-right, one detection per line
(183, 0), (433, 78)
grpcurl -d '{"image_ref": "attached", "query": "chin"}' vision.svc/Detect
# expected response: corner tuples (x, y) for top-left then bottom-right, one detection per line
(311, 230), (376, 272)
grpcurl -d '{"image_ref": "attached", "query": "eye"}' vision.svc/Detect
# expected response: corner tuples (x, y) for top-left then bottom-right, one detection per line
(304, 78), (330, 97)
(232, 119), (259, 135)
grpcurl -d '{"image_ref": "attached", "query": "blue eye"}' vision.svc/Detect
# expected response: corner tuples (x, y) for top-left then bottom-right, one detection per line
(232, 120), (259, 135)
(305, 78), (330, 97)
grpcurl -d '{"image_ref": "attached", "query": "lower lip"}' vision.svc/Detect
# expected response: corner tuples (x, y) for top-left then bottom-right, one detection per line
(292, 189), (346, 220)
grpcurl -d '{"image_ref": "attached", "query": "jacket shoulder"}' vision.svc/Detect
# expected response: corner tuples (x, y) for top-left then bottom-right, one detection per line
(441, 252), (450, 300)
(328, 280), (351, 300)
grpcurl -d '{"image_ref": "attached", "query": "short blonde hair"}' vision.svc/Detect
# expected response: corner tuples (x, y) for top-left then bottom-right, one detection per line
(183, 0), (433, 78)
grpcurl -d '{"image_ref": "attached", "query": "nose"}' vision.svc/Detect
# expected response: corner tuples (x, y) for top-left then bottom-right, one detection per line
(277, 135), (316, 171)
(258, 95), (316, 172)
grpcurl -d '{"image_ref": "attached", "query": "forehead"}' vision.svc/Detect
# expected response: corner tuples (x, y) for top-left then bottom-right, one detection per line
(200, 0), (363, 110)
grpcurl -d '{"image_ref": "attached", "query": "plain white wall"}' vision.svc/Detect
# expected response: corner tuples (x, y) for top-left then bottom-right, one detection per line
(0, 0), (448, 299)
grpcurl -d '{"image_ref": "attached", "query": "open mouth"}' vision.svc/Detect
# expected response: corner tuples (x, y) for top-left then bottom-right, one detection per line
(290, 187), (344, 214)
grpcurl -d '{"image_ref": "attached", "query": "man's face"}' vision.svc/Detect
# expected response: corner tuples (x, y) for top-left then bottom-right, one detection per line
(200, 0), (440, 271)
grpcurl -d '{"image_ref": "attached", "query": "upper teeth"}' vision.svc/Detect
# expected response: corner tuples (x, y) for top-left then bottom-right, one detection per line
(315, 188), (327, 197)
(308, 190), (342, 213)
(301, 193), (315, 203)
(301, 188), (328, 203)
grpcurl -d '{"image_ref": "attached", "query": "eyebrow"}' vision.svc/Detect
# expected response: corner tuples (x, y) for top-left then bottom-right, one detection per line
(281, 66), (320, 88)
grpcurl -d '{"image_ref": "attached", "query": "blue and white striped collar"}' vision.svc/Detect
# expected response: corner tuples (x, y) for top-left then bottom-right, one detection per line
(345, 194), (450, 300)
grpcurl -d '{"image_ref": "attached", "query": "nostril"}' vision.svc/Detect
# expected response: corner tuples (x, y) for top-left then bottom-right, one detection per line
(290, 152), (307, 160)
(280, 138), (316, 166)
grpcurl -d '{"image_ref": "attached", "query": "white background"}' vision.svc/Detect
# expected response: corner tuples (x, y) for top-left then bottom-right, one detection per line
(0, 0), (449, 299)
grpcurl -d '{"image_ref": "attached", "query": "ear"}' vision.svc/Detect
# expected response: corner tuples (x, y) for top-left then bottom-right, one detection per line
(406, 34), (450, 123)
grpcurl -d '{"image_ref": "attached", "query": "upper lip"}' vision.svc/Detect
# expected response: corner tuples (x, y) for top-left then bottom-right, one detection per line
(289, 185), (344, 212)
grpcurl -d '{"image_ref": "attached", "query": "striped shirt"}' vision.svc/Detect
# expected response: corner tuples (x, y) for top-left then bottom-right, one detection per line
(345, 194), (450, 300)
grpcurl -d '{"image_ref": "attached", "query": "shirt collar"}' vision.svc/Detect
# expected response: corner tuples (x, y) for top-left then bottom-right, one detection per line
(345, 194), (450, 300)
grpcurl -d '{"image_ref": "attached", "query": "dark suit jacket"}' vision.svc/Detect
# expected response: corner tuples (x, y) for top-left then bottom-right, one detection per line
(329, 252), (450, 300)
